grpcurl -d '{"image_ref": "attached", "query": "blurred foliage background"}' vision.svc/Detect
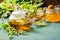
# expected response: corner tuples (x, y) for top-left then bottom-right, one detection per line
(0, 0), (43, 18)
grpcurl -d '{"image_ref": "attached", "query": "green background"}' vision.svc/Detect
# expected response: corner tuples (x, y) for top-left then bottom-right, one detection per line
(0, 18), (60, 40)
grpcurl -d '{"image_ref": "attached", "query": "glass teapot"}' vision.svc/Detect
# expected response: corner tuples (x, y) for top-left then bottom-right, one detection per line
(46, 5), (60, 22)
(8, 10), (32, 31)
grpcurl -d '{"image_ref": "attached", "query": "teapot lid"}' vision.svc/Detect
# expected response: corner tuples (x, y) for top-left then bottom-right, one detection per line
(9, 10), (26, 20)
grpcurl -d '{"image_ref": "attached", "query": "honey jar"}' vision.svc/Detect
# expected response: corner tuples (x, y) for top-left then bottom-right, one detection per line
(45, 5), (60, 22)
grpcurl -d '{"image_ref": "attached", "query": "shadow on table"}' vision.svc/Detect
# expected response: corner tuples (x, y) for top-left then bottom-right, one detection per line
(29, 23), (52, 33)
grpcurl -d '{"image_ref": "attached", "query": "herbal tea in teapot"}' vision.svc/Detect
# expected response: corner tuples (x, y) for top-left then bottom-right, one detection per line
(8, 10), (32, 31)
